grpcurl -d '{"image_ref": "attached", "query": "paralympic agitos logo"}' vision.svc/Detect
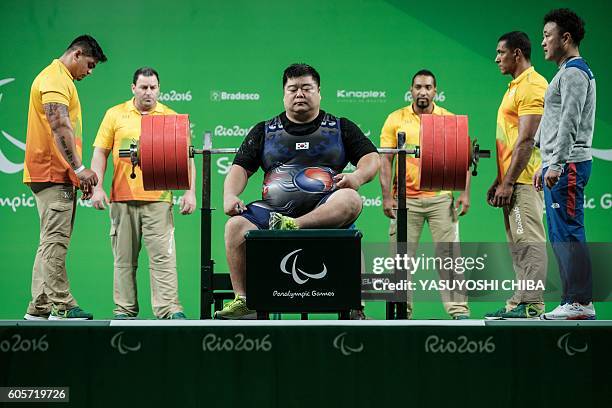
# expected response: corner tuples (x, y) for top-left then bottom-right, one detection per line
(280, 248), (327, 284)
(0, 78), (26, 174)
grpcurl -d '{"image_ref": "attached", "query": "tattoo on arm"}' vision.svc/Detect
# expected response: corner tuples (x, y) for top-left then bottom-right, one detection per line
(43, 103), (79, 169)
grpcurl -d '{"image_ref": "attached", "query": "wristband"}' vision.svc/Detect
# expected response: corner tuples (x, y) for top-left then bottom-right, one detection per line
(73, 165), (86, 175)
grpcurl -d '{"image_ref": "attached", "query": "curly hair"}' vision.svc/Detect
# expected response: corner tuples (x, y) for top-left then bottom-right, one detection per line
(544, 8), (586, 46)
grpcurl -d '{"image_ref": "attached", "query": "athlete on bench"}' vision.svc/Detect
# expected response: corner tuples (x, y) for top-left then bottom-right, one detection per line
(215, 63), (379, 319)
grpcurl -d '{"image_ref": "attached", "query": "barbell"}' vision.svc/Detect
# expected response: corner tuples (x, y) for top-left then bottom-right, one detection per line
(119, 114), (490, 191)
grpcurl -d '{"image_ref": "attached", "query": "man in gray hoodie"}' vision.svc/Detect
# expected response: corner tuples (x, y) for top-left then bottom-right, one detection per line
(534, 8), (596, 320)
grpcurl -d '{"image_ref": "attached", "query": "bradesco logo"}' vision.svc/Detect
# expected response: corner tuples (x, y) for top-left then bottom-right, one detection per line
(336, 89), (386, 102)
(210, 90), (260, 102)
(202, 333), (272, 352)
(0, 77), (25, 174)
(424, 335), (496, 354)
(280, 249), (327, 284)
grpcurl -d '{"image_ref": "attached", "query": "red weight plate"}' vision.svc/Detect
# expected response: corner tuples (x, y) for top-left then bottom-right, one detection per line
(443, 115), (458, 191)
(163, 115), (178, 190)
(175, 114), (191, 190)
(418, 114), (434, 190)
(454, 115), (470, 191)
(430, 115), (446, 190)
(140, 115), (155, 191)
(151, 115), (167, 191)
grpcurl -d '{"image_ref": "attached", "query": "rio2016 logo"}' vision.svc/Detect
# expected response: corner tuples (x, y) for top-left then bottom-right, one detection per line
(0, 78), (26, 174)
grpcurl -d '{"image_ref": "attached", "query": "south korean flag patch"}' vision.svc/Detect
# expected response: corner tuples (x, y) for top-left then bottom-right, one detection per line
(295, 142), (310, 150)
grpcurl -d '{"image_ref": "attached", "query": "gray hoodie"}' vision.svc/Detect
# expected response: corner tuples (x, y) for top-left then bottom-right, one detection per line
(535, 57), (596, 172)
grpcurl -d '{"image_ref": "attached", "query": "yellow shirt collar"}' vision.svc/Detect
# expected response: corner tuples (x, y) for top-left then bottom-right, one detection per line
(54, 59), (74, 81)
(509, 66), (535, 88)
(409, 102), (442, 116)
(127, 98), (164, 115)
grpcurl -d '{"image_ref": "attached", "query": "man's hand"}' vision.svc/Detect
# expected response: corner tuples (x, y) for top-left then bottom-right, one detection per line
(77, 168), (98, 200)
(333, 173), (361, 190)
(382, 196), (396, 219)
(493, 181), (514, 208)
(224, 194), (246, 216)
(179, 191), (197, 215)
(533, 167), (543, 191)
(486, 179), (499, 207)
(456, 191), (470, 216)
(91, 188), (109, 210)
(544, 168), (561, 189)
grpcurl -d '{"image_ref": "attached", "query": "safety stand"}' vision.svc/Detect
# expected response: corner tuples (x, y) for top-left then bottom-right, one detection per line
(386, 132), (408, 319)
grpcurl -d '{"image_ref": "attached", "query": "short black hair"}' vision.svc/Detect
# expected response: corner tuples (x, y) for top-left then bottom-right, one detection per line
(544, 8), (586, 46)
(67, 35), (107, 63)
(132, 67), (160, 85)
(411, 69), (436, 87)
(498, 31), (532, 60)
(282, 63), (320, 87)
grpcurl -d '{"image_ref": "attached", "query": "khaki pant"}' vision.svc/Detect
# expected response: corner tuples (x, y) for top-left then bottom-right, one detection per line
(110, 201), (183, 318)
(390, 194), (469, 318)
(503, 184), (547, 309)
(27, 183), (78, 315)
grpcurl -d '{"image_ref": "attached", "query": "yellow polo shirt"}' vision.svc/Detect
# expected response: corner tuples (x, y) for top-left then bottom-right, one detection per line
(23, 59), (83, 186)
(380, 103), (452, 198)
(496, 66), (547, 184)
(93, 99), (175, 202)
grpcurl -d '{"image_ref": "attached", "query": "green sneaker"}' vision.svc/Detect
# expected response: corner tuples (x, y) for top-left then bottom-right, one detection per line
(214, 296), (256, 320)
(49, 306), (93, 320)
(484, 306), (507, 320)
(453, 314), (470, 320)
(269, 212), (299, 230)
(500, 303), (543, 319)
(113, 313), (137, 320)
(169, 312), (187, 320)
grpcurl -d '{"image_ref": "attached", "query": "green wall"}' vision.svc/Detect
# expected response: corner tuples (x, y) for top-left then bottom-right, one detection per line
(0, 0), (610, 319)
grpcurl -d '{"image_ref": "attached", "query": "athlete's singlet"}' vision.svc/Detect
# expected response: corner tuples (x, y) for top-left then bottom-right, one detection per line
(253, 113), (347, 217)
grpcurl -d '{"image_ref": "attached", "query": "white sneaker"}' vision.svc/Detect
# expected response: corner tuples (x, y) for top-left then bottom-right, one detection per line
(540, 302), (596, 320)
(23, 313), (50, 321)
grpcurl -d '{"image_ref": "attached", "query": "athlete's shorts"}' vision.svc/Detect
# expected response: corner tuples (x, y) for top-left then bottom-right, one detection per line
(240, 191), (358, 230)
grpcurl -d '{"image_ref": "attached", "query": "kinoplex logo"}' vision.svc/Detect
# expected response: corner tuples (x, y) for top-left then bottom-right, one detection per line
(557, 333), (588, 357)
(214, 125), (253, 137)
(280, 248), (327, 284)
(110, 331), (141, 355)
(0, 77), (25, 174)
(336, 89), (386, 102)
(210, 90), (260, 102)
(333, 332), (364, 356)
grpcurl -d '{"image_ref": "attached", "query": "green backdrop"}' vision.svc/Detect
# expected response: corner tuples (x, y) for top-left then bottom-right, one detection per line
(0, 0), (610, 319)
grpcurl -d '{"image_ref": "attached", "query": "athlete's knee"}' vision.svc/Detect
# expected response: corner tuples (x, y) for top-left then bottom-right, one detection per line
(225, 216), (255, 245)
(342, 189), (363, 216)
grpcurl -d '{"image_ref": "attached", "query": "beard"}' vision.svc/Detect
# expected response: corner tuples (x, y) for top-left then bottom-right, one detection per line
(416, 98), (430, 109)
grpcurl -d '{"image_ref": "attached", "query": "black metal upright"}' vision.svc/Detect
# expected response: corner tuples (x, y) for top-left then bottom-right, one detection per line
(386, 132), (408, 319)
(200, 132), (214, 319)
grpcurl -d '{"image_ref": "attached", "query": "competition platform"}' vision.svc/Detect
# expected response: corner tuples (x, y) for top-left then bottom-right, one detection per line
(1, 319), (610, 407)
